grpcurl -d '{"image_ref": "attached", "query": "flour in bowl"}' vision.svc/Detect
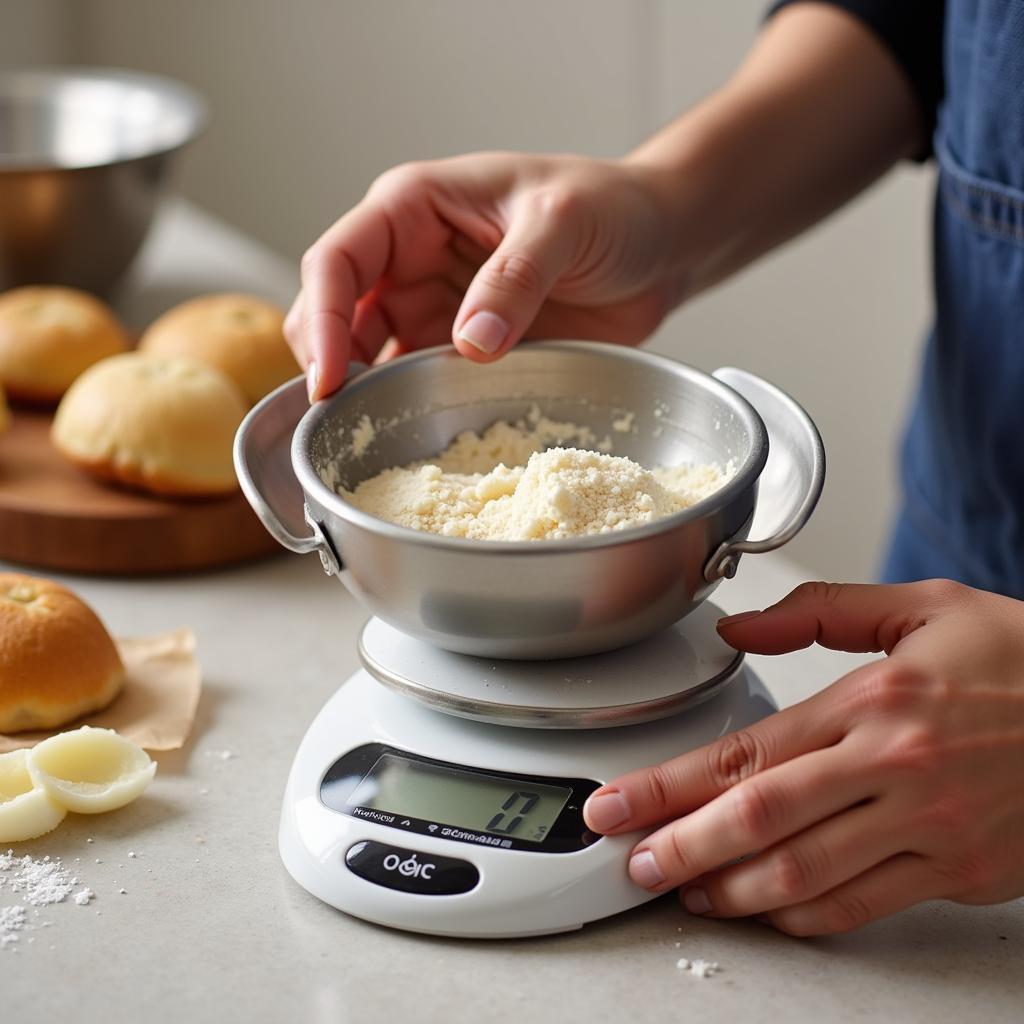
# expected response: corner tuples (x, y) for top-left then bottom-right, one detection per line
(343, 410), (732, 541)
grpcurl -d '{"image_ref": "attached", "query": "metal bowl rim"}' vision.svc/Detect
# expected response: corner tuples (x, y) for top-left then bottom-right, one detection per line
(290, 341), (768, 553)
(0, 66), (207, 171)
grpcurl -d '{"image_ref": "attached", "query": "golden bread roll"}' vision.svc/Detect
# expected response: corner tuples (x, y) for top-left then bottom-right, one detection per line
(139, 293), (298, 405)
(0, 380), (9, 435)
(51, 352), (248, 497)
(0, 574), (124, 733)
(0, 286), (128, 402)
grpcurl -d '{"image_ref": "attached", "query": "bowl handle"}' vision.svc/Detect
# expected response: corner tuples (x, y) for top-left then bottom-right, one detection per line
(234, 372), (359, 576)
(704, 367), (825, 582)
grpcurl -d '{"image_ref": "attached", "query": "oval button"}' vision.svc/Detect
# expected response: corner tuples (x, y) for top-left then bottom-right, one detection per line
(345, 841), (480, 896)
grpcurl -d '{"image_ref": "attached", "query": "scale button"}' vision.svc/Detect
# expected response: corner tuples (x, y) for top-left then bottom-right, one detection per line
(345, 841), (480, 896)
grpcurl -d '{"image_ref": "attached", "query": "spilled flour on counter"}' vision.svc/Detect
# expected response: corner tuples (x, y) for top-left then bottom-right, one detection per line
(73, 888), (95, 906)
(676, 956), (722, 979)
(1, 904), (26, 947)
(0, 850), (98, 951)
(0, 851), (76, 906)
(344, 405), (732, 540)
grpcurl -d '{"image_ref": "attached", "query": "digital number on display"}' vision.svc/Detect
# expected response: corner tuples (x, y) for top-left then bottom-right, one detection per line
(485, 790), (546, 840)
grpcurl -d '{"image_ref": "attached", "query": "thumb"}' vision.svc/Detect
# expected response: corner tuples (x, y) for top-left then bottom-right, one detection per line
(716, 580), (951, 656)
(452, 190), (578, 361)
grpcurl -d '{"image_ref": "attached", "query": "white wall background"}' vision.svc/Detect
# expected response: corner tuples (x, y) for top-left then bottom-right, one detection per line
(2, 0), (935, 581)
(1, 0), (73, 64)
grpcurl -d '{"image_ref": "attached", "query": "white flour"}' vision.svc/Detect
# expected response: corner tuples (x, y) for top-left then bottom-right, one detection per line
(676, 956), (722, 979)
(0, 904), (26, 947)
(0, 850), (97, 950)
(0, 851), (75, 906)
(349, 414), (376, 457)
(345, 409), (731, 541)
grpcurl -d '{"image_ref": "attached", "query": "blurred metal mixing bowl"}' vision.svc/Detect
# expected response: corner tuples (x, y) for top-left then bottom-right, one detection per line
(0, 67), (205, 295)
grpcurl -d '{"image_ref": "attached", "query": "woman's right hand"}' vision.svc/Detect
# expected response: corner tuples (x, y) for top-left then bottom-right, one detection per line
(285, 152), (681, 400)
(287, 2), (927, 402)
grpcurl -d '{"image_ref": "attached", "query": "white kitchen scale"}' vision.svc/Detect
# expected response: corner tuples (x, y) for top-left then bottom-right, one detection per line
(280, 601), (776, 938)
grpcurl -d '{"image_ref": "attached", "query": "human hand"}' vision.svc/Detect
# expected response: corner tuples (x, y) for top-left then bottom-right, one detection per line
(583, 581), (1024, 935)
(285, 152), (679, 399)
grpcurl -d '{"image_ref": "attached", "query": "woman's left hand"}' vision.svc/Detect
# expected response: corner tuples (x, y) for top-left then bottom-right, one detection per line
(583, 580), (1024, 935)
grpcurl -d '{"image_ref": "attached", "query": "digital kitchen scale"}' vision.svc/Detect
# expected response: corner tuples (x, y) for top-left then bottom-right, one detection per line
(280, 601), (776, 938)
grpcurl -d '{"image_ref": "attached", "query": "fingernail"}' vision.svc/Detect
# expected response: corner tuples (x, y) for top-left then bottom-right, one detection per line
(628, 850), (665, 889)
(683, 887), (712, 915)
(306, 360), (320, 401)
(717, 610), (762, 628)
(585, 790), (631, 831)
(458, 311), (509, 354)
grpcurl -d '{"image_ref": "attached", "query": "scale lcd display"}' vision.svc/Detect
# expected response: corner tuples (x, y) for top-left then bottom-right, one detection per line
(348, 753), (572, 844)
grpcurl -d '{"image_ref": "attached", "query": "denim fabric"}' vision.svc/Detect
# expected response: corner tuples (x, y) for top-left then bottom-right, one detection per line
(881, 0), (1024, 597)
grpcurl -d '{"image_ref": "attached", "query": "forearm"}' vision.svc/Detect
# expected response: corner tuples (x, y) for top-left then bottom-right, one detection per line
(629, 3), (924, 304)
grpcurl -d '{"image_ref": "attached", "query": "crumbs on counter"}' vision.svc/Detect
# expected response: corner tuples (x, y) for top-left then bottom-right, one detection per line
(676, 956), (722, 979)
(1, 904), (26, 947)
(0, 851), (75, 907)
(0, 843), (151, 951)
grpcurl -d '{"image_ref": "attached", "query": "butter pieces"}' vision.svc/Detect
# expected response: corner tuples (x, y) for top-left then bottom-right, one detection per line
(0, 726), (155, 842)
(0, 749), (67, 843)
(28, 726), (156, 814)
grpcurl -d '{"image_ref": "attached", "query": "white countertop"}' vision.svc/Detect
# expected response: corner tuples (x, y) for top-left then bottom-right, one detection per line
(4, 204), (1021, 1024)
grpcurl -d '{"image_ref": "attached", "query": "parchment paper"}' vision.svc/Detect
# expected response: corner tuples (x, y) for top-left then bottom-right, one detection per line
(0, 628), (201, 752)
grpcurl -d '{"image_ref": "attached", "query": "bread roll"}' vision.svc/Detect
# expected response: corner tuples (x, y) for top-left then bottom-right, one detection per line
(0, 380), (9, 435)
(0, 574), (124, 733)
(139, 293), (298, 405)
(52, 352), (248, 497)
(0, 286), (128, 402)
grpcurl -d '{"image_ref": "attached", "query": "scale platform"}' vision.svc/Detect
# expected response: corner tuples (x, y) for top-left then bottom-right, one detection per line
(358, 600), (744, 730)
(280, 604), (777, 938)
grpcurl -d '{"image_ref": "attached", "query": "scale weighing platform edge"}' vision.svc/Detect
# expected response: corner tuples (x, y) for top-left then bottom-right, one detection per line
(280, 603), (777, 939)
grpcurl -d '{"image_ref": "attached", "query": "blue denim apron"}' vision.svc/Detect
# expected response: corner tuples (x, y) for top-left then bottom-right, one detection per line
(881, 0), (1024, 597)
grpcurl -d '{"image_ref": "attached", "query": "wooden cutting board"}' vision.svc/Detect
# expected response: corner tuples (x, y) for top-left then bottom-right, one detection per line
(0, 405), (280, 574)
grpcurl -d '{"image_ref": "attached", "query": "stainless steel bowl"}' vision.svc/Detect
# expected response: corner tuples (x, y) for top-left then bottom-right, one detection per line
(0, 67), (205, 294)
(236, 342), (824, 659)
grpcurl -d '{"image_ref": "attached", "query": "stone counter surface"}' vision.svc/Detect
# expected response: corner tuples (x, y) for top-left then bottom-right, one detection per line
(2, 206), (1020, 1023)
(2, 556), (1020, 1024)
